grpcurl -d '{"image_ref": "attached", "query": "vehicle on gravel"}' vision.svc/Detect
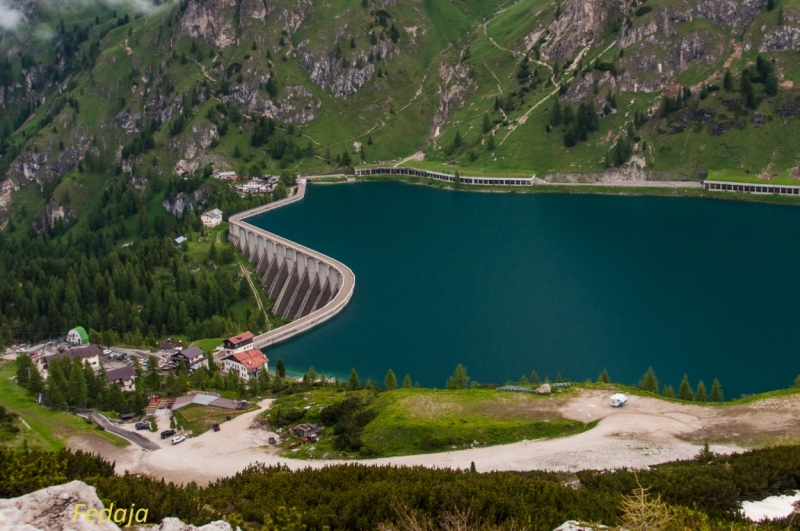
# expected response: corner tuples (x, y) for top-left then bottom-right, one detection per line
(160, 429), (176, 439)
(212, 424), (220, 432)
(135, 422), (150, 430)
(171, 436), (186, 445)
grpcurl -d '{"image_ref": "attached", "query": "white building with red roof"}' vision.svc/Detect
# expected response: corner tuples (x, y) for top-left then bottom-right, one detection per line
(223, 331), (254, 352)
(222, 348), (269, 380)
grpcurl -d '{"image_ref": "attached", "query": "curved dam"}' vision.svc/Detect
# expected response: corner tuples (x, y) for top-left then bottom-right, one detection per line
(227, 180), (355, 349)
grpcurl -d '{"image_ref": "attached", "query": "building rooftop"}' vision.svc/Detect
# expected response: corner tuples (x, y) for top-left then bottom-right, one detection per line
(226, 331), (254, 345)
(227, 348), (269, 370)
(106, 365), (135, 382)
(204, 208), (223, 218)
(70, 326), (89, 342)
(174, 236), (187, 244)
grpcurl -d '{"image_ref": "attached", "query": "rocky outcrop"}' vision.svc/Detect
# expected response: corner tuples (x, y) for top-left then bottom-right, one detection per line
(543, 0), (606, 60)
(298, 46), (376, 98)
(179, 0), (237, 49)
(115, 110), (140, 133)
(434, 61), (473, 126)
(760, 26), (800, 52)
(224, 80), (321, 123)
(280, 0), (314, 36)
(0, 480), (233, 531)
(162, 186), (211, 216)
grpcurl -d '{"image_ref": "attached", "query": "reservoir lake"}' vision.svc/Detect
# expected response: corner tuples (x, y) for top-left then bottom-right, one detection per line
(248, 181), (800, 398)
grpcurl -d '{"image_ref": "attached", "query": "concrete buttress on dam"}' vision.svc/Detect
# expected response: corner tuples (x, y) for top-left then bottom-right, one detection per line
(228, 180), (355, 349)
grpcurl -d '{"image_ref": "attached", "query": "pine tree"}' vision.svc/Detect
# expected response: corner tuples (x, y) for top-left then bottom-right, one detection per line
(482, 114), (492, 134)
(349, 368), (361, 390)
(208, 242), (218, 262)
(709, 378), (723, 402)
(638, 367), (659, 393)
(723, 70), (733, 91)
(661, 385), (675, 398)
(68, 361), (88, 407)
(276, 358), (286, 378)
(677, 374), (693, 400)
(402, 374), (412, 388)
(384, 369), (397, 390)
(530, 370), (538, 383)
(695, 380), (707, 402)
(598, 369), (610, 383)
(486, 133), (495, 151)
(446, 364), (470, 389)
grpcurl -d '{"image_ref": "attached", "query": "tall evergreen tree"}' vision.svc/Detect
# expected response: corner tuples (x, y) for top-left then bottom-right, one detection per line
(677, 374), (694, 400)
(709, 378), (723, 402)
(638, 367), (659, 394)
(446, 364), (470, 389)
(384, 369), (397, 390)
(695, 380), (707, 402)
(276, 359), (286, 378)
(349, 368), (361, 390)
(402, 374), (412, 388)
(598, 369), (610, 384)
(661, 385), (675, 398)
(67, 361), (88, 407)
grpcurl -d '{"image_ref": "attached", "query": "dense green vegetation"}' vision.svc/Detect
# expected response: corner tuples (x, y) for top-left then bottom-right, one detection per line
(0, 170), (277, 346)
(268, 387), (594, 459)
(0, 360), (129, 451)
(5, 445), (800, 529)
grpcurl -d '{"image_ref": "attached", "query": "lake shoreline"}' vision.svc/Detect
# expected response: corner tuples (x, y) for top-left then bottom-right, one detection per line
(308, 174), (800, 206)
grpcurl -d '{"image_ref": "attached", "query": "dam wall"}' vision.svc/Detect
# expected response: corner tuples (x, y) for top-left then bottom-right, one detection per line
(228, 180), (355, 349)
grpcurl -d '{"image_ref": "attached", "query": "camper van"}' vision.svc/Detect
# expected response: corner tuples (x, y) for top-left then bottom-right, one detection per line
(610, 393), (628, 407)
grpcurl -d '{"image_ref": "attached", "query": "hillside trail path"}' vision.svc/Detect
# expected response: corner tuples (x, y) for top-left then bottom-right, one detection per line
(70, 389), (800, 486)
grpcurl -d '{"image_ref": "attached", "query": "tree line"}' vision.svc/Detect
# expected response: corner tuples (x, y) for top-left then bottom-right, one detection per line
(5, 444), (800, 530)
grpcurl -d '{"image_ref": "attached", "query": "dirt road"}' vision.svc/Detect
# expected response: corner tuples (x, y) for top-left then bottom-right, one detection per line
(70, 390), (800, 485)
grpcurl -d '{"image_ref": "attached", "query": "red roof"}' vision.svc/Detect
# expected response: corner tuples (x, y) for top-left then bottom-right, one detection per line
(226, 331), (254, 345)
(228, 349), (269, 370)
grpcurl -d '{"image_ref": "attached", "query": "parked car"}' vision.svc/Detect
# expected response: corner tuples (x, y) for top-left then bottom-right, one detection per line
(160, 429), (176, 439)
(102, 349), (112, 356)
(129, 354), (136, 361)
(212, 424), (220, 432)
(142, 360), (148, 366)
(171, 436), (186, 445)
(135, 422), (150, 430)
(268, 437), (277, 445)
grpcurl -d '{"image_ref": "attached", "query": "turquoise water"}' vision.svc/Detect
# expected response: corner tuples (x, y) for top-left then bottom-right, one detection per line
(249, 182), (800, 398)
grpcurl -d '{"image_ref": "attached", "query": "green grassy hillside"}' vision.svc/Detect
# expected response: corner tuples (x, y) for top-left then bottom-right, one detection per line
(2, 0), (800, 228)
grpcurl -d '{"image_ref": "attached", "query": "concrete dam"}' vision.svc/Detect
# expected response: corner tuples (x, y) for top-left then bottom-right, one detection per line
(228, 180), (355, 349)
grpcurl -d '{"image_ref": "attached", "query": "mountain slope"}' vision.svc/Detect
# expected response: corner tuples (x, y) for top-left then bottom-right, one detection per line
(1, 0), (800, 230)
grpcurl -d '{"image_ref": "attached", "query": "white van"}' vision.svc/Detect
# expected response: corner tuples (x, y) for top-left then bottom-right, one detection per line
(610, 393), (628, 407)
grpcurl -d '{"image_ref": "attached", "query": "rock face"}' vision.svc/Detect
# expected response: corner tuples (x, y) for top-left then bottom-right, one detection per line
(760, 26), (800, 52)
(299, 47), (376, 98)
(543, 0), (607, 60)
(162, 186), (211, 216)
(179, 0), (238, 49)
(0, 480), (118, 531)
(0, 480), (233, 531)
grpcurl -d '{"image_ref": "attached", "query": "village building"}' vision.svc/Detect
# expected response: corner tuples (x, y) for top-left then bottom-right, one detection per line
(201, 208), (223, 228)
(223, 332), (254, 352)
(170, 346), (208, 372)
(222, 349), (269, 380)
(67, 326), (89, 346)
(174, 236), (187, 247)
(294, 423), (323, 438)
(236, 179), (270, 195)
(37, 344), (102, 379)
(106, 365), (136, 392)
(159, 339), (183, 351)
(214, 171), (237, 180)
